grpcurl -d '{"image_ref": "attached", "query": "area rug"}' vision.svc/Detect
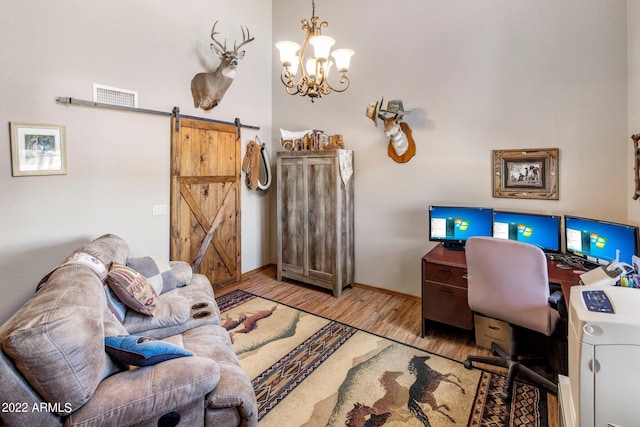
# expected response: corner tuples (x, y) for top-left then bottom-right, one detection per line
(217, 290), (548, 427)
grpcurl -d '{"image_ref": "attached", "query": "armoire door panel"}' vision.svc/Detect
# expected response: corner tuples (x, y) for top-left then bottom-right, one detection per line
(279, 158), (306, 270)
(307, 158), (336, 277)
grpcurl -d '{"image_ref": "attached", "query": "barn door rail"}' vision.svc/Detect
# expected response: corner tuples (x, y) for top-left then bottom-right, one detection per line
(55, 97), (260, 132)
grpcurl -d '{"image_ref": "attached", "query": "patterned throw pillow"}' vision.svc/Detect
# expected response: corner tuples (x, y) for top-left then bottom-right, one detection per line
(126, 254), (178, 295)
(107, 263), (157, 316)
(104, 335), (192, 366)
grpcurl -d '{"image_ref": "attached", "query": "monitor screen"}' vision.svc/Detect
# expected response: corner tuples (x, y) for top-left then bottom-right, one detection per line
(429, 205), (493, 250)
(564, 215), (639, 266)
(493, 210), (561, 252)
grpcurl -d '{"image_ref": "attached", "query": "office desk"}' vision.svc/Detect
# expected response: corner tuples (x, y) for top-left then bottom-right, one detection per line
(421, 244), (581, 336)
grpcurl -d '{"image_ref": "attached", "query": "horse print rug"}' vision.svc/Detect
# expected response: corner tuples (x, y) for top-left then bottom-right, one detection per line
(217, 290), (548, 427)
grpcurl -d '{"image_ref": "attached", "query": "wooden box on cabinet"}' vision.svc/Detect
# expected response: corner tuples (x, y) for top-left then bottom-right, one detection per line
(421, 245), (473, 335)
(276, 150), (354, 297)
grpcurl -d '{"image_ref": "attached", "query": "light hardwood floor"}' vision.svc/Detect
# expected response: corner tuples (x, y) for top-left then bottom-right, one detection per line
(217, 266), (559, 427)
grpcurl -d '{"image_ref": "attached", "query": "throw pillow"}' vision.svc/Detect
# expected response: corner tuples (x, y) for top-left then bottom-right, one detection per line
(126, 254), (178, 295)
(104, 335), (193, 366)
(104, 285), (127, 323)
(107, 263), (157, 316)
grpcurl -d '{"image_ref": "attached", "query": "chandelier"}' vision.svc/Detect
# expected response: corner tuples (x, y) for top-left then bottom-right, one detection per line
(275, 0), (354, 101)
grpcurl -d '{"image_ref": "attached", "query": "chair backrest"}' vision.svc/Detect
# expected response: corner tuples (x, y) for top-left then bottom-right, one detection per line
(465, 236), (559, 336)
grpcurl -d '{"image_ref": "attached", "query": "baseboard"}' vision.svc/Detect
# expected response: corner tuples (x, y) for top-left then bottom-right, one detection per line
(353, 282), (420, 302)
(241, 264), (420, 302)
(241, 263), (276, 280)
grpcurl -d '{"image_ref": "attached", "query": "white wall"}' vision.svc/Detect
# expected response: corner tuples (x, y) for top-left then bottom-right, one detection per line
(629, 1), (640, 224)
(0, 1), (633, 324)
(273, 0), (629, 296)
(0, 0), (273, 323)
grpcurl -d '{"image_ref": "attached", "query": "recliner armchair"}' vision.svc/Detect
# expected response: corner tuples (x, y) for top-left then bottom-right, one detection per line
(463, 236), (563, 400)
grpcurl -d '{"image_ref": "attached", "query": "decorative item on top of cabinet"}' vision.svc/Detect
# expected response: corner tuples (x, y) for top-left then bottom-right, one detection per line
(280, 128), (344, 151)
(276, 150), (354, 297)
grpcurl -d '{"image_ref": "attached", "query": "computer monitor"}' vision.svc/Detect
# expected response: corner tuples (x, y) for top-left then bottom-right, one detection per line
(564, 215), (639, 266)
(429, 205), (493, 250)
(493, 210), (561, 253)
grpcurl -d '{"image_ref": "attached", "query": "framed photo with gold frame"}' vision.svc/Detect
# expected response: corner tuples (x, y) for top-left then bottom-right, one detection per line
(492, 148), (558, 199)
(10, 122), (66, 176)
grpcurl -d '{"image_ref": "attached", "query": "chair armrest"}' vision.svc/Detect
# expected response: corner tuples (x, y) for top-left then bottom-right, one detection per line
(548, 289), (567, 318)
(169, 261), (193, 287)
(205, 362), (258, 425)
(67, 357), (219, 427)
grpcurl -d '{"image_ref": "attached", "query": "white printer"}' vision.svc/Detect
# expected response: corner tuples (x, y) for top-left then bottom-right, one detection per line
(559, 285), (640, 427)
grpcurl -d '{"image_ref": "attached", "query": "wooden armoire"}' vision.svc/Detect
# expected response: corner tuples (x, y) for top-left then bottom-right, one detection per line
(276, 150), (354, 297)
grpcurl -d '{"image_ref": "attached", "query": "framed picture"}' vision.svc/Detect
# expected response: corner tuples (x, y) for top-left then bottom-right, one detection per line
(10, 122), (66, 176)
(493, 148), (558, 199)
(632, 133), (640, 200)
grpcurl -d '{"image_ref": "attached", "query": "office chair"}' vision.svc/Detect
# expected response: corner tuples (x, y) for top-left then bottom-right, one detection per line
(463, 236), (562, 400)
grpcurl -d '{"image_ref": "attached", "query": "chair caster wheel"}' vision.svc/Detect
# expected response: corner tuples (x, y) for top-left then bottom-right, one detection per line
(463, 359), (473, 369)
(499, 391), (511, 401)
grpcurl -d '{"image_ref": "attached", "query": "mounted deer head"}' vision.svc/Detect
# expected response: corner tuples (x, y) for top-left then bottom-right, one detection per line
(191, 21), (255, 110)
(365, 98), (416, 163)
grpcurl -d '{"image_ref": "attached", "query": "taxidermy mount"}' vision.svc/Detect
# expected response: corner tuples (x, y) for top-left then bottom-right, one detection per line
(366, 98), (416, 163)
(191, 21), (254, 110)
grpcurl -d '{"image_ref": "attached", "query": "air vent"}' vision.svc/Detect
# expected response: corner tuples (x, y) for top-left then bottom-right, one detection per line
(93, 84), (138, 108)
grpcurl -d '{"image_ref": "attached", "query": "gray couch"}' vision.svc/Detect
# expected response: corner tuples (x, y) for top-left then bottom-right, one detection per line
(0, 234), (257, 427)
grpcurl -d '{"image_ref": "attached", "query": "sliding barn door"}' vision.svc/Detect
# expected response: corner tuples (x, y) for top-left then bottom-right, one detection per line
(170, 118), (241, 289)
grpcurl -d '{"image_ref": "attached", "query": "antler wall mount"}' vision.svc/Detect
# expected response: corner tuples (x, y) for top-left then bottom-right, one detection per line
(191, 21), (255, 111)
(366, 98), (416, 163)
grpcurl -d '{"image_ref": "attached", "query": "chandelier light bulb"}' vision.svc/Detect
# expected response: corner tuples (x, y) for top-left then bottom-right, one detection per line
(331, 49), (354, 72)
(305, 57), (317, 80)
(309, 35), (335, 60)
(275, 41), (300, 67)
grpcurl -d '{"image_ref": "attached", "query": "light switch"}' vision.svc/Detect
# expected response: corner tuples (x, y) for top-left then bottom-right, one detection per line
(152, 204), (168, 216)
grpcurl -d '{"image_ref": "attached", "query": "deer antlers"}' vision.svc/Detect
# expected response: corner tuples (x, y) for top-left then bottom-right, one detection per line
(210, 20), (254, 55)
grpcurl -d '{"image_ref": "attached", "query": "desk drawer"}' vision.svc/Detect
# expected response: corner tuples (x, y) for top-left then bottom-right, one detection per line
(422, 281), (473, 330)
(423, 262), (467, 288)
